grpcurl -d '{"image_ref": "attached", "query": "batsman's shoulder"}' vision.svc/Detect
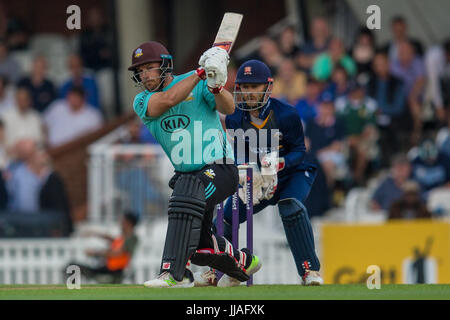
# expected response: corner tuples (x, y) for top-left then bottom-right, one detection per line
(133, 90), (154, 119)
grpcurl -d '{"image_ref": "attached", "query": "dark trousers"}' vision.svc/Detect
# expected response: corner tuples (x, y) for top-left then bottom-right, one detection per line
(169, 163), (252, 268)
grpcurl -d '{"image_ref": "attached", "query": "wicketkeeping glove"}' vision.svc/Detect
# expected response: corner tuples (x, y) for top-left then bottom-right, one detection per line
(261, 153), (285, 173)
(238, 163), (264, 206)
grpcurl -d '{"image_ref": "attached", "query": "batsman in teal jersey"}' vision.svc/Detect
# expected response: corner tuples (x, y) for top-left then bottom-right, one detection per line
(129, 41), (261, 288)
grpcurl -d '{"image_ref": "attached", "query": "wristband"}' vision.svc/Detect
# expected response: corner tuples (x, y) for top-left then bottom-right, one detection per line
(208, 86), (223, 94)
(277, 158), (285, 171)
(196, 67), (206, 80)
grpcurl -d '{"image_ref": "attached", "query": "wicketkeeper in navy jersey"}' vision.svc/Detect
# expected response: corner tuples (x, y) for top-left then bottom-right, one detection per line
(199, 59), (323, 286)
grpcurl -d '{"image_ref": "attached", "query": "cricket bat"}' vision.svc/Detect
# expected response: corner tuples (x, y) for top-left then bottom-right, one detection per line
(208, 12), (243, 78)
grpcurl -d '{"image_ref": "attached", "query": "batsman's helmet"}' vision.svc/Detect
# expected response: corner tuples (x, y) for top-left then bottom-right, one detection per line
(128, 41), (173, 91)
(234, 60), (274, 111)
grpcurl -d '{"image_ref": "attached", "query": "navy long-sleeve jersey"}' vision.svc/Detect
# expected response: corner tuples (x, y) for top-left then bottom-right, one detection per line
(225, 97), (316, 179)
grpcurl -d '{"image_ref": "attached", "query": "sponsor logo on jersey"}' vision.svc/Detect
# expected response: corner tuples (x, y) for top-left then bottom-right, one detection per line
(184, 91), (194, 102)
(160, 114), (190, 133)
(204, 169), (216, 179)
(162, 262), (171, 269)
(134, 48), (143, 58)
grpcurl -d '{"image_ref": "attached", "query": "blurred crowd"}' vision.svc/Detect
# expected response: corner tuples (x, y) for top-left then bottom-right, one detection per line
(233, 16), (450, 219)
(0, 7), (114, 234)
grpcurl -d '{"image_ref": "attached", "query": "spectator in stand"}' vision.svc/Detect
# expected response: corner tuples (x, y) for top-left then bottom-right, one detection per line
(0, 39), (21, 83)
(116, 117), (161, 219)
(278, 25), (300, 59)
(351, 27), (376, 78)
(5, 146), (72, 232)
(312, 37), (356, 81)
(44, 86), (103, 147)
(3, 139), (35, 208)
(384, 16), (424, 63)
(367, 50), (408, 167)
(5, 144), (40, 213)
(0, 120), (6, 169)
(0, 86), (45, 150)
(424, 39), (450, 124)
(304, 96), (347, 188)
(322, 65), (351, 101)
(0, 74), (14, 114)
(5, 17), (29, 52)
(390, 41), (425, 96)
(371, 154), (412, 212)
(390, 40), (426, 145)
(17, 55), (56, 114)
(296, 17), (331, 72)
(65, 212), (139, 283)
(271, 58), (307, 105)
(436, 117), (450, 158)
(5, 147), (72, 232)
(0, 167), (7, 210)
(256, 36), (284, 76)
(33, 148), (73, 234)
(388, 180), (432, 220)
(5, 138), (36, 172)
(336, 80), (378, 185)
(117, 116), (157, 145)
(59, 54), (100, 110)
(294, 76), (322, 123)
(118, 116), (157, 145)
(118, 116), (146, 144)
(410, 139), (450, 197)
(79, 7), (113, 71)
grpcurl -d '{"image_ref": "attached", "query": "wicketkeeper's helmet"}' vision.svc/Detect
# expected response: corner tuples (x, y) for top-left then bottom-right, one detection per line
(234, 60), (273, 111)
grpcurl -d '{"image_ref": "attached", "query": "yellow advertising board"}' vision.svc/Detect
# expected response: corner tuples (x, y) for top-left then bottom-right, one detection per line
(322, 220), (450, 284)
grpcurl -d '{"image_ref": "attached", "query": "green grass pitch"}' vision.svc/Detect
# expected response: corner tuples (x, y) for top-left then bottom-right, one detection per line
(0, 284), (449, 300)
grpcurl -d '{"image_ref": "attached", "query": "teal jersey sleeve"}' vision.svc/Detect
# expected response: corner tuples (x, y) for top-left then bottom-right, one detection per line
(133, 90), (154, 120)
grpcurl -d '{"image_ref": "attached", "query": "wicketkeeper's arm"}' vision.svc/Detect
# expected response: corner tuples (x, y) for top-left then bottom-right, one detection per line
(282, 113), (307, 170)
